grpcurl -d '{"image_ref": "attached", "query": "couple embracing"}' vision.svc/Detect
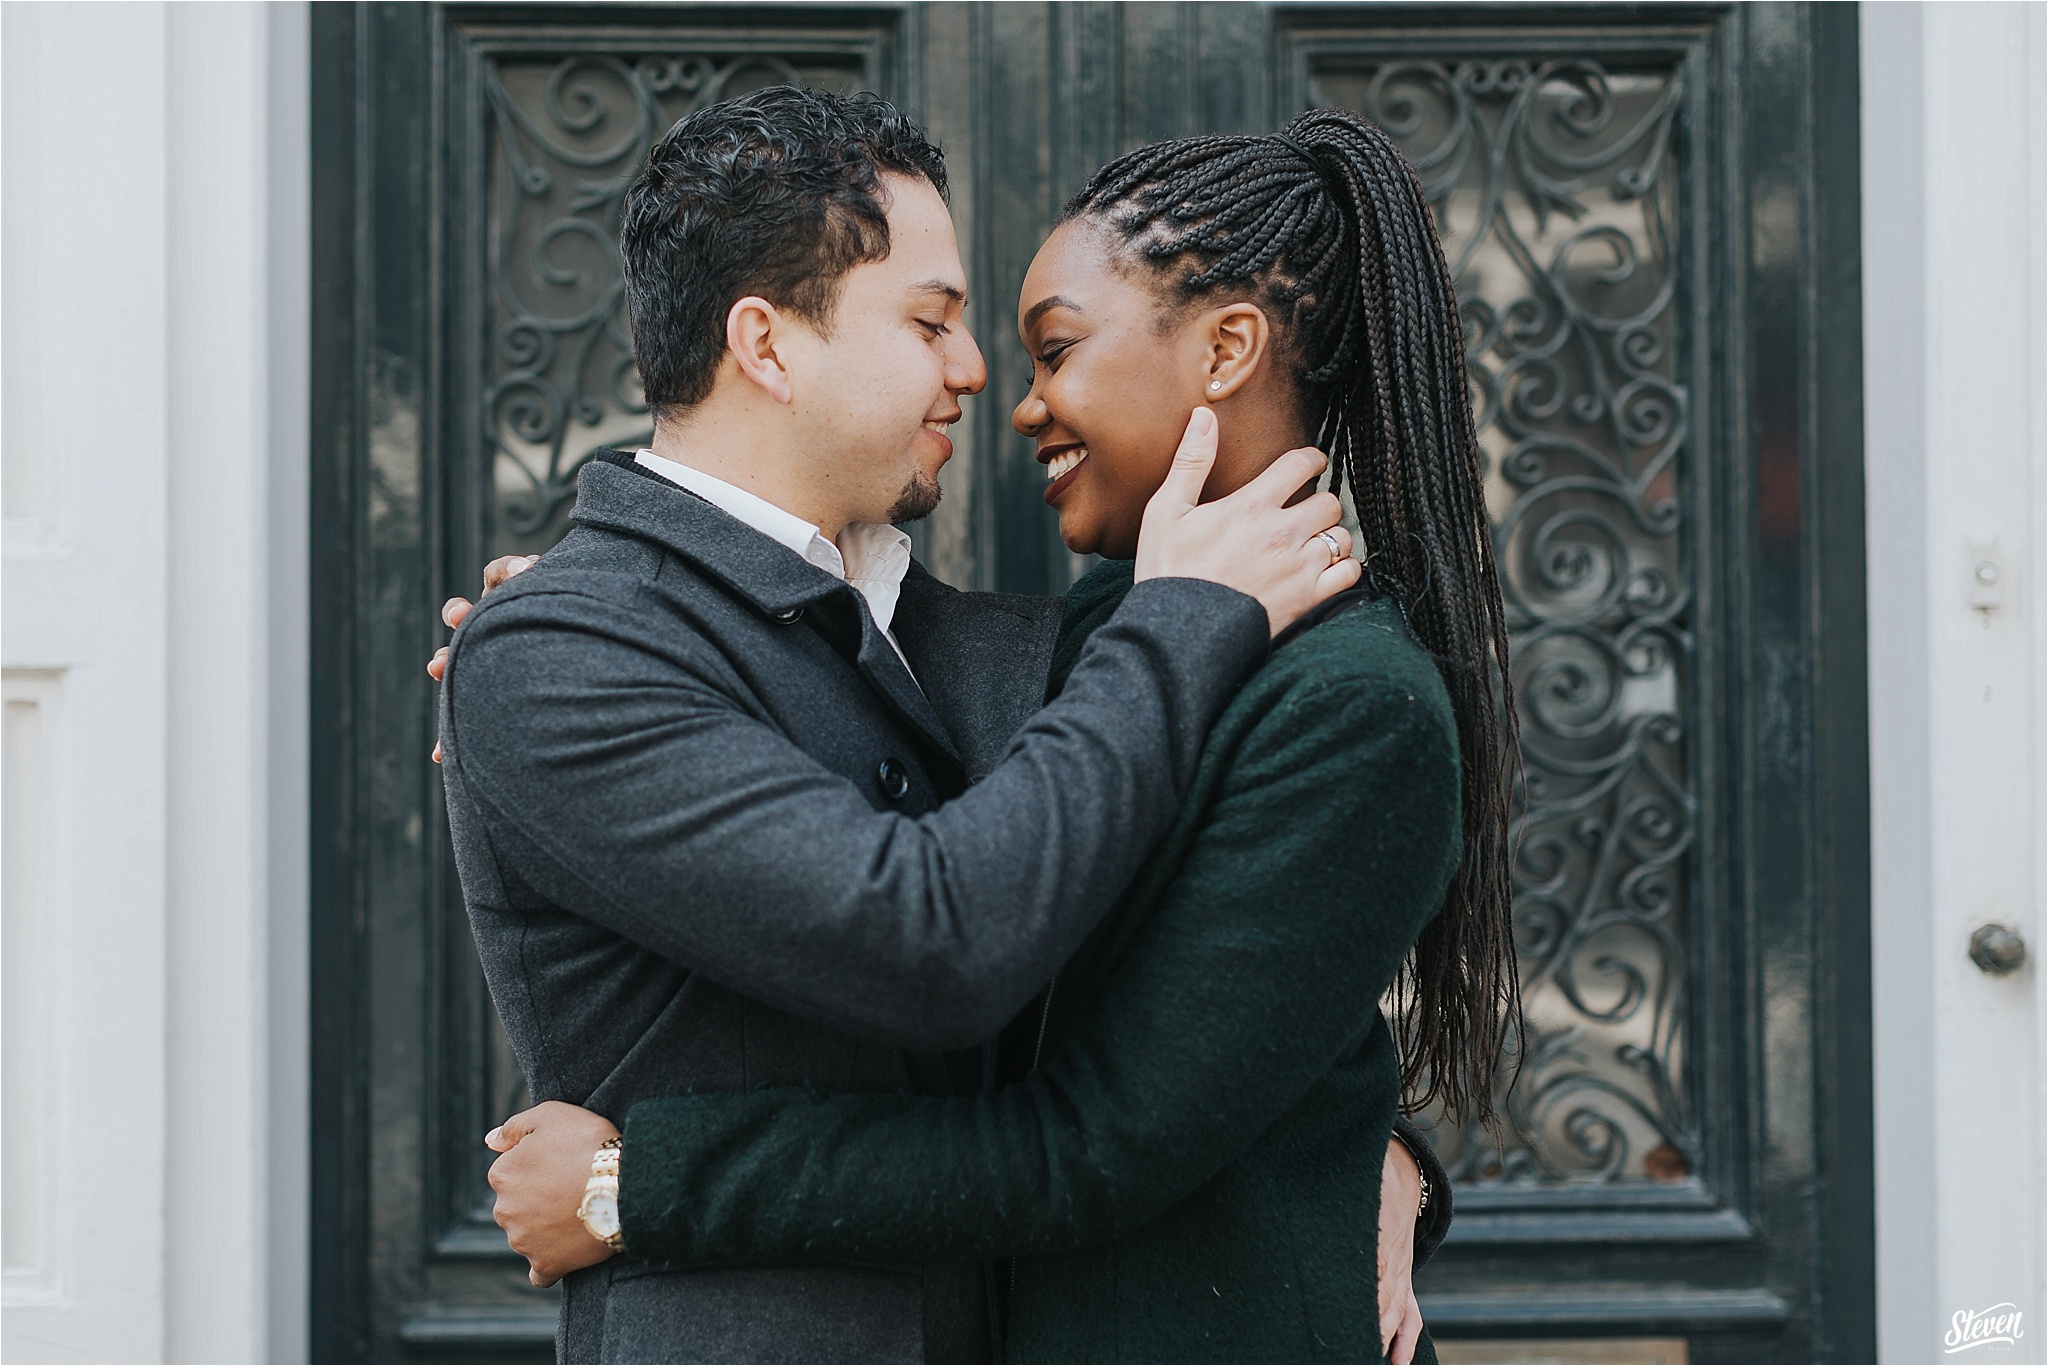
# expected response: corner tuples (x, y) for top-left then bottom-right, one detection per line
(430, 85), (1519, 1365)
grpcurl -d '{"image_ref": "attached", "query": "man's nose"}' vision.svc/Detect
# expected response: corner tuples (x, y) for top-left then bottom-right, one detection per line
(948, 328), (988, 396)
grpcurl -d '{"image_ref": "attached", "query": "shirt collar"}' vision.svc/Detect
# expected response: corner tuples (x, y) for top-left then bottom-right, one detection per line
(836, 521), (913, 643)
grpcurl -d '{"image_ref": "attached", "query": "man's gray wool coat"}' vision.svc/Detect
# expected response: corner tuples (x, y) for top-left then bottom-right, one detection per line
(436, 451), (1271, 1364)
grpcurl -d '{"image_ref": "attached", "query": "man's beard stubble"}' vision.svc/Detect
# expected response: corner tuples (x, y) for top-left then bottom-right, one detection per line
(886, 469), (943, 525)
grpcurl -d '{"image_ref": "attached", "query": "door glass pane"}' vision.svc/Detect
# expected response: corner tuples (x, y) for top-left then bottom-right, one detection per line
(1316, 58), (1698, 1189)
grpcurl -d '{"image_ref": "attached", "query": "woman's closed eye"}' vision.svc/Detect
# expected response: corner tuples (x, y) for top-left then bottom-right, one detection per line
(1022, 343), (1065, 391)
(1033, 338), (1077, 372)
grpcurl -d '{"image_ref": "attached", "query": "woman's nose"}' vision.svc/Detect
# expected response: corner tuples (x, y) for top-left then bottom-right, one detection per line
(1012, 387), (1047, 436)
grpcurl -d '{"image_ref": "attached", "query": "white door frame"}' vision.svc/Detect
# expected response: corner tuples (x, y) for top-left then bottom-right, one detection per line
(1862, 4), (2048, 1361)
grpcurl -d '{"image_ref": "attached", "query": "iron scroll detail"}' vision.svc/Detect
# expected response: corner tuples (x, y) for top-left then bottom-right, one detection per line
(1317, 56), (1700, 1190)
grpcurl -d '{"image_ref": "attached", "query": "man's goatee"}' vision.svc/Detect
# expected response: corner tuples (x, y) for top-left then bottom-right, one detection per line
(889, 471), (942, 524)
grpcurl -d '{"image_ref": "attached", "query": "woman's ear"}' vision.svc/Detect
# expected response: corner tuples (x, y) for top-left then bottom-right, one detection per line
(725, 295), (795, 405)
(1200, 302), (1271, 401)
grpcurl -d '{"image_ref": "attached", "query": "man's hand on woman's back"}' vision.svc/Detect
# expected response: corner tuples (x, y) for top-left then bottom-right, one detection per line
(428, 554), (538, 762)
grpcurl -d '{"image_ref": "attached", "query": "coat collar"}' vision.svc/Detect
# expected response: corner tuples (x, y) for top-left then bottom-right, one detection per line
(571, 451), (963, 769)
(573, 451), (840, 618)
(892, 565), (1065, 781)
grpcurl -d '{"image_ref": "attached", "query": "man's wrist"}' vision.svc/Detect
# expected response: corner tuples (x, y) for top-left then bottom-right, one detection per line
(1391, 1115), (1454, 1269)
(1387, 1131), (1427, 1214)
(576, 1135), (625, 1253)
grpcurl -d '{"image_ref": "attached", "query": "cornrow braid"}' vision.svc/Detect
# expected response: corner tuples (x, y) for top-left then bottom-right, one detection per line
(1064, 107), (1523, 1129)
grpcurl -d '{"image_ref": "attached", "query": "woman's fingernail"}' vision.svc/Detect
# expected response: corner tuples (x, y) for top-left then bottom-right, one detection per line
(486, 1127), (504, 1147)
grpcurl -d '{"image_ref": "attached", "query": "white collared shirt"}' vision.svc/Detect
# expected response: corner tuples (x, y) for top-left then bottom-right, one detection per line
(634, 449), (916, 670)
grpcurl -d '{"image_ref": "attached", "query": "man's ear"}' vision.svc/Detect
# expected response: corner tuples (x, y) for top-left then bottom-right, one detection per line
(725, 295), (795, 405)
(1201, 303), (1271, 401)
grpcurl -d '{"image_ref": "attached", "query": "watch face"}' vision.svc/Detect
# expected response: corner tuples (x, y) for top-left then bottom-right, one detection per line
(581, 1188), (621, 1240)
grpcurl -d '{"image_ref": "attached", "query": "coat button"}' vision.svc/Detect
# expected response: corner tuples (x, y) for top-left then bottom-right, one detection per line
(772, 606), (804, 624)
(876, 757), (910, 801)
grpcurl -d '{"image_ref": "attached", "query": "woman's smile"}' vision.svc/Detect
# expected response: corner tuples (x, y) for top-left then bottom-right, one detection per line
(1040, 443), (1089, 503)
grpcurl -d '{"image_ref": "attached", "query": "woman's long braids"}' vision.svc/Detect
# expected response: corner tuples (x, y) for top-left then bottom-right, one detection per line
(1066, 106), (1522, 1127)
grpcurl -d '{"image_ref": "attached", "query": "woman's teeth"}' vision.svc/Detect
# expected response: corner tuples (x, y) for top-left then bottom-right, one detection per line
(1046, 448), (1088, 481)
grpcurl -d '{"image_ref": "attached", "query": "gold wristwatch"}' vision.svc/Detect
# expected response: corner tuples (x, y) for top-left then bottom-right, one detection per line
(577, 1136), (625, 1252)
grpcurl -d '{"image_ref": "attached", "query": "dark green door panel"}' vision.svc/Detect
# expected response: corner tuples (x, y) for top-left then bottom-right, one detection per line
(308, 5), (1870, 1361)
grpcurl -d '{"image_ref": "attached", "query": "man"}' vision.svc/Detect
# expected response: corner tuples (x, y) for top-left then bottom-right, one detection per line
(435, 87), (1426, 1364)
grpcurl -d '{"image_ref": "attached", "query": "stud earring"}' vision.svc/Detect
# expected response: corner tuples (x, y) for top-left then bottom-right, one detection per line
(1209, 380), (1223, 392)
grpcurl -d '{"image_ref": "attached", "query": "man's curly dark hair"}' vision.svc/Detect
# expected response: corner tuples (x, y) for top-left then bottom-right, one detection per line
(620, 86), (948, 424)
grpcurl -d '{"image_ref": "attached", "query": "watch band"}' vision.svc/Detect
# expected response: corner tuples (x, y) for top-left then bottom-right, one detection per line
(591, 1134), (622, 1176)
(577, 1135), (626, 1253)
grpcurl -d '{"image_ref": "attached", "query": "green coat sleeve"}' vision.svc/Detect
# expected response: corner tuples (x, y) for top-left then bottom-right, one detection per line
(618, 664), (1462, 1265)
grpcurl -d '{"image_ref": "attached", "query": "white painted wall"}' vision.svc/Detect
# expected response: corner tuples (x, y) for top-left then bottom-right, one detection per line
(1863, 3), (2048, 1362)
(0, 3), (310, 1361)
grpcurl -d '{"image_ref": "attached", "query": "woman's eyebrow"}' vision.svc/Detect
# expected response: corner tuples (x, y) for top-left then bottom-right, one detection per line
(1022, 295), (1082, 330)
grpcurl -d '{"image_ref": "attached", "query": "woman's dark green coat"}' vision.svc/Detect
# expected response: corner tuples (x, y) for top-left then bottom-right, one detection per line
(618, 564), (1464, 1363)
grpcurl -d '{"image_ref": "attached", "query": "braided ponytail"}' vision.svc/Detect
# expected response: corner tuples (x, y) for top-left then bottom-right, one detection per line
(1066, 107), (1522, 1127)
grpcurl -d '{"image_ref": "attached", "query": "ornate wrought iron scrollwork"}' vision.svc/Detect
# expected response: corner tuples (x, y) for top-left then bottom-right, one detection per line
(1316, 57), (1699, 1188)
(481, 52), (860, 554)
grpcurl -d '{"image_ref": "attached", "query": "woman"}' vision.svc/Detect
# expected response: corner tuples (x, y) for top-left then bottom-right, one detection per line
(563, 107), (1522, 1364)
(478, 106), (1519, 1363)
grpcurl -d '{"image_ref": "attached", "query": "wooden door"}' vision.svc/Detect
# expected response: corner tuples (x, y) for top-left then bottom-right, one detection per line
(309, 5), (1871, 1360)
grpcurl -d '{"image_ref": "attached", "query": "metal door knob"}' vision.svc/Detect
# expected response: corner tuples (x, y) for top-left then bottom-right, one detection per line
(1969, 923), (2027, 975)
